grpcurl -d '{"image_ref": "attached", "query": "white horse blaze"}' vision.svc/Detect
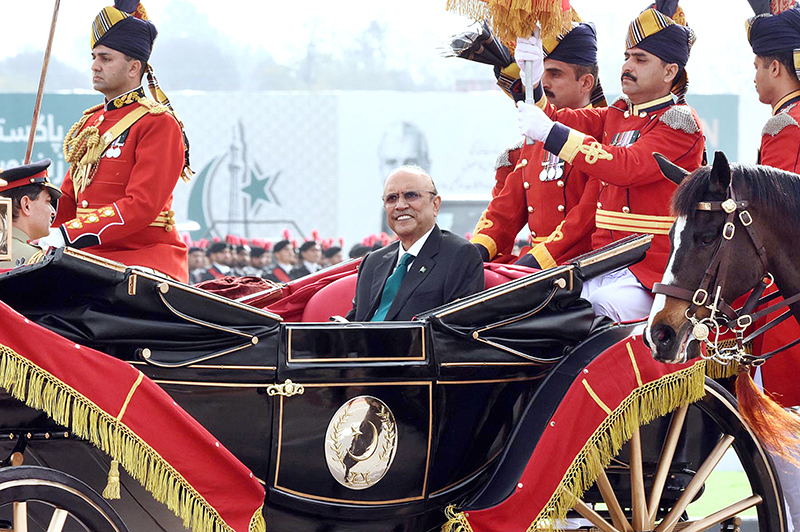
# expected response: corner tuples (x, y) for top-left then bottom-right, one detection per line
(646, 216), (687, 347)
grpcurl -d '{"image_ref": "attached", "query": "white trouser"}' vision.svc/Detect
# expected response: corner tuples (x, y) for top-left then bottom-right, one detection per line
(580, 268), (653, 323)
(772, 448), (800, 532)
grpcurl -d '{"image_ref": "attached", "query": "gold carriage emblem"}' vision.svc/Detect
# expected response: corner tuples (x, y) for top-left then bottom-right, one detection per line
(324, 395), (398, 490)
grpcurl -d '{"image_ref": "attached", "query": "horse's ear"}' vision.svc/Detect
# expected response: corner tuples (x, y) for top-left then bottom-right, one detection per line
(709, 151), (732, 193)
(653, 152), (689, 185)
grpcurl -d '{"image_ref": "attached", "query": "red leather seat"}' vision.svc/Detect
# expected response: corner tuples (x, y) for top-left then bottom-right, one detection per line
(298, 263), (538, 322)
(300, 274), (358, 322)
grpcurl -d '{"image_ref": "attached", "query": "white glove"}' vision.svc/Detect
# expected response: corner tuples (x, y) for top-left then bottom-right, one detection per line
(34, 227), (66, 250)
(518, 102), (554, 143)
(515, 31), (544, 89)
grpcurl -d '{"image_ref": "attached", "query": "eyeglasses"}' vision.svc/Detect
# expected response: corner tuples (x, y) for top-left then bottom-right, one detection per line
(382, 190), (437, 207)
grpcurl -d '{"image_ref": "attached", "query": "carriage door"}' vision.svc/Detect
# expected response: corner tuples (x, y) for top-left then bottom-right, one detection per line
(268, 321), (434, 508)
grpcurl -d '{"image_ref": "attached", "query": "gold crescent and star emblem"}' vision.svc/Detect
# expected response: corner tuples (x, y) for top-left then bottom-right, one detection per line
(325, 396), (398, 490)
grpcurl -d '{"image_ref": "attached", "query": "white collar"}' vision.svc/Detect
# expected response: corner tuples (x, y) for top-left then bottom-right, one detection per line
(396, 225), (435, 267)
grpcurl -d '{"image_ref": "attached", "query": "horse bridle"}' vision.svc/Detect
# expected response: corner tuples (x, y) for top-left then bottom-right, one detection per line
(651, 179), (800, 366)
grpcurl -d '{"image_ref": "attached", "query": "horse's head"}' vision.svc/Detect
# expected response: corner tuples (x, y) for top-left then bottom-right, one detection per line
(646, 152), (767, 363)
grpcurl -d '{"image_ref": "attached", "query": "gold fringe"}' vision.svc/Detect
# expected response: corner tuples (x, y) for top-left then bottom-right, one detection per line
(249, 508), (266, 532)
(0, 344), (266, 532)
(445, 0), (572, 42)
(526, 361), (706, 532)
(704, 339), (749, 379)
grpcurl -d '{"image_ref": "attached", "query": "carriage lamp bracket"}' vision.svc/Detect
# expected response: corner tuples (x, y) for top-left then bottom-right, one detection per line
(136, 285), (264, 368)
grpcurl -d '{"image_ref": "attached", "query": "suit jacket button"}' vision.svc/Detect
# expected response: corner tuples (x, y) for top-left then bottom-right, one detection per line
(557, 180), (564, 188)
(527, 206), (534, 213)
(623, 206), (631, 213)
(523, 181), (530, 189)
(557, 205), (565, 212)
(597, 202), (603, 209)
(81, 200), (89, 208)
(531, 231), (537, 238)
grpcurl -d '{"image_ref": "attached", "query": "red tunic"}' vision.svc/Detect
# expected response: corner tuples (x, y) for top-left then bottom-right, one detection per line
(491, 139), (524, 198)
(55, 88), (188, 282)
(471, 139), (598, 268)
(754, 90), (800, 407)
(538, 92), (705, 289)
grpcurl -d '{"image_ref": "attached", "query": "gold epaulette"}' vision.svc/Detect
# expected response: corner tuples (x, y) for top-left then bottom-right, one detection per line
(83, 103), (104, 115)
(136, 97), (169, 115)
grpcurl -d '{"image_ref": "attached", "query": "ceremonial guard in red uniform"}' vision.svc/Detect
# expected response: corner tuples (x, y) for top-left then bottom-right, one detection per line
(471, 21), (606, 269)
(41, 1), (191, 282)
(746, 4), (800, 527)
(515, 1), (705, 321)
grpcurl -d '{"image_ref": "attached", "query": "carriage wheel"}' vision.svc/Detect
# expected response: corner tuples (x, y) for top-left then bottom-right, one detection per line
(0, 466), (128, 532)
(572, 379), (786, 532)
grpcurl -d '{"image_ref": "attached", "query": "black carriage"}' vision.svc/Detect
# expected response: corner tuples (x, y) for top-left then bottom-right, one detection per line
(0, 235), (786, 532)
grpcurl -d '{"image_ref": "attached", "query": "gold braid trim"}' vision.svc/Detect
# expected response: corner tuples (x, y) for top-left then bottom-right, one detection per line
(525, 361), (706, 532)
(441, 504), (474, 532)
(0, 343), (266, 532)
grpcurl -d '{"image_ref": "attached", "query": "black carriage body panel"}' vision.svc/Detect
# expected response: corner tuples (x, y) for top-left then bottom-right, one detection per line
(0, 249), (281, 374)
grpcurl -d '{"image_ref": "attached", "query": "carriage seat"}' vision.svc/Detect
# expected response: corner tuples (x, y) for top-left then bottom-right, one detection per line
(299, 263), (535, 322)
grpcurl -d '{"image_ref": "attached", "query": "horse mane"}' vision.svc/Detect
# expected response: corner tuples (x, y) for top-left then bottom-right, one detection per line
(672, 163), (800, 225)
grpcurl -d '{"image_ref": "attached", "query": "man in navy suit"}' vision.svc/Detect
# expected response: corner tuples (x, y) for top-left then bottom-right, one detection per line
(346, 166), (484, 321)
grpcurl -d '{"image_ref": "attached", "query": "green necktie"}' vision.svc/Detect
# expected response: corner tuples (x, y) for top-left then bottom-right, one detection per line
(370, 253), (414, 321)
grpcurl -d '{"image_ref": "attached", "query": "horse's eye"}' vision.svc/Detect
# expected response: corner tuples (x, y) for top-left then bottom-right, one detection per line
(698, 233), (718, 247)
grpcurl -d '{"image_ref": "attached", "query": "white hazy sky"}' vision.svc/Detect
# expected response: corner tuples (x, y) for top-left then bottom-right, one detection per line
(1, 0), (759, 95)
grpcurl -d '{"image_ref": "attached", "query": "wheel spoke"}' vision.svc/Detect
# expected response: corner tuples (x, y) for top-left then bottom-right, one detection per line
(629, 428), (648, 531)
(595, 469), (633, 532)
(673, 495), (761, 532)
(13, 501), (27, 532)
(655, 434), (735, 532)
(572, 498), (622, 532)
(46, 508), (68, 532)
(648, 404), (689, 526)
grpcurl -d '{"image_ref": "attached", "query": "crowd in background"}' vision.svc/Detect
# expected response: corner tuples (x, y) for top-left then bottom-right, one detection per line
(181, 229), (445, 285)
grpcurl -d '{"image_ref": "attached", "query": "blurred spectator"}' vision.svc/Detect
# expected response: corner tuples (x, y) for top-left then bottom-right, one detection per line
(197, 242), (232, 281)
(265, 240), (295, 282)
(349, 244), (371, 259)
(290, 240), (322, 279)
(249, 247), (270, 276)
(232, 244), (252, 276)
(187, 247), (207, 284)
(323, 246), (343, 267)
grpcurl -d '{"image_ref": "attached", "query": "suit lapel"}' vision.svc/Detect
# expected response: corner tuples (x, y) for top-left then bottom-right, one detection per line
(366, 243), (400, 318)
(386, 226), (441, 320)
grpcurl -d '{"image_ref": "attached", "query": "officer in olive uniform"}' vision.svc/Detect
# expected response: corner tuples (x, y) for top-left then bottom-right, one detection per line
(0, 159), (62, 268)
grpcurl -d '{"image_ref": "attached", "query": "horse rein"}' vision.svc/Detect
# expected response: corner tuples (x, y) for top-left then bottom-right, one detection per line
(652, 180), (800, 366)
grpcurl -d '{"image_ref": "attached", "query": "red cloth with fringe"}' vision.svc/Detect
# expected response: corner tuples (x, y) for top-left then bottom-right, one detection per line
(0, 301), (265, 532)
(463, 337), (700, 531)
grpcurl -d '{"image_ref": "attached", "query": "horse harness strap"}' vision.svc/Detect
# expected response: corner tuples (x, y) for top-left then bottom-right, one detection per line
(652, 180), (795, 366)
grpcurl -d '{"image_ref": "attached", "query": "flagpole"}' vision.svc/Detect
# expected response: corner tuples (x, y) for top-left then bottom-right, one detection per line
(25, 0), (62, 164)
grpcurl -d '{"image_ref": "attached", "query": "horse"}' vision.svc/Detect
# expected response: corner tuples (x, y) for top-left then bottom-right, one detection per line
(644, 150), (800, 459)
